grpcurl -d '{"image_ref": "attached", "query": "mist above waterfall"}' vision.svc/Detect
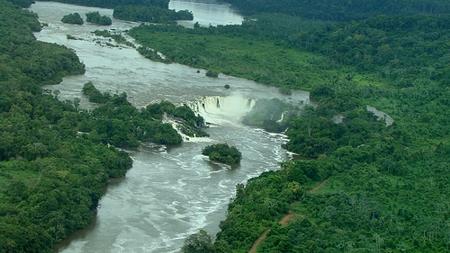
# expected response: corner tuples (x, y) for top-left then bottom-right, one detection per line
(189, 94), (256, 124)
(189, 93), (306, 132)
(242, 98), (300, 132)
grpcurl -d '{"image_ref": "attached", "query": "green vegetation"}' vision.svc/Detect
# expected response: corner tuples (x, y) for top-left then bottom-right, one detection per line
(113, 5), (193, 23)
(1, 2), (85, 84)
(153, 1), (450, 252)
(6, 0), (33, 7)
(43, 0), (190, 24)
(128, 24), (370, 90)
(3, 0), (449, 251)
(82, 81), (111, 103)
(144, 101), (209, 138)
(223, 0), (450, 21)
(86, 11), (112, 26)
(213, 83), (450, 252)
(129, 12), (450, 90)
(301, 15), (450, 89)
(205, 70), (219, 78)
(136, 46), (168, 63)
(93, 30), (134, 47)
(84, 92), (183, 147)
(61, 12), (84, 25)
(182, 230), (215, 253)
(37, 0), (169, 8)
(242, 99), (292, 133)
(0, 1), (204, 250)
(202, 144), (242, 166)
(0, 1), (132, 251)
(145, 101), (206, 130)
(169, 104), (209, 138)
(81, 82), (210, 146)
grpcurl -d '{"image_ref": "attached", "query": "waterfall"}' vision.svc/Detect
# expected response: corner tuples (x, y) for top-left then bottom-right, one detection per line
(162, 113), (212, 143)
(276, 111), (287, 123)
(188, 95), (256, 124)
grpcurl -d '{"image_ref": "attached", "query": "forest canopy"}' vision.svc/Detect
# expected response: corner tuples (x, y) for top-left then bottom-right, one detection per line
(86, 11), (112, 25)
(0, 1), (131, 251)
(0, 1), (203, 251)
(1, 0), (449, 252)
(134, 0), (450, 252)
(113, 5), (193, 23)
(35, 0), (169, 8)
(223, 0), (450, 21)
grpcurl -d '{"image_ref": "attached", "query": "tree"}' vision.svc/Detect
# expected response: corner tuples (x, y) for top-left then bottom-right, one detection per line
(202, 144), (242, 166)
(61, 13), (84, 25)
(182, 230), (215, 253)
(86, 12), (112, 25)
(206, 70), (219, 78)
(113, 5), (193, 23)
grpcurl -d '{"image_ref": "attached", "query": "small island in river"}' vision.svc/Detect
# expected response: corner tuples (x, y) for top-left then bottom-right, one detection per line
(86, 11), (112, 25)
(61, 12), (84, 25)
(202, 144), (242, 166)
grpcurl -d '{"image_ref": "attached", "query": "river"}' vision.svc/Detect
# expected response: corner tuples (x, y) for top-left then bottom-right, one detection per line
(30, 1), (308, 252)
(169, 0), (244, 27)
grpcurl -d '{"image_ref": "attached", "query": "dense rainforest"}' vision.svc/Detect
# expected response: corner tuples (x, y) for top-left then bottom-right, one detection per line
(0, 1), (129, 251)
(126, 1), (450, 252)
(1, 0), (449, 252)
(0, 0), (203, 251)
(222, 0), (450, 21)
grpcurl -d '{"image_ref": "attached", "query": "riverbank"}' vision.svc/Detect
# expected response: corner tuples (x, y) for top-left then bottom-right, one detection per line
(128, 24), (384, 91)
(127, 3), (450, 253)
(3, 0), (448, 252)
(0, 1), (134, 251)
(27, 1), (299, 252)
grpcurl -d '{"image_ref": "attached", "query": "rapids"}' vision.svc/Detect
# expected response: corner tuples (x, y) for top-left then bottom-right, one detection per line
(29, 2), (309, 252)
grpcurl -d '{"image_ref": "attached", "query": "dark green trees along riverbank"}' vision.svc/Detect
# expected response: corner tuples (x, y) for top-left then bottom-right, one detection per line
(132, 0), (450, 252)
(2, 0), (449, 251)
(0, 0), (131, 251)
(113, 5), (193, 23)
(38, 0), (169, 8)
(81, 82), (210, 147)
(82, 82), (208, 147)
(0, 0), (205, 251)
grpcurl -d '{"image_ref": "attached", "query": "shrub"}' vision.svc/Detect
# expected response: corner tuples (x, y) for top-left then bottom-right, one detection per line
(61, 13), (84, 25)
(86, 12), (112, 25)
(206, 70), (219, 78)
